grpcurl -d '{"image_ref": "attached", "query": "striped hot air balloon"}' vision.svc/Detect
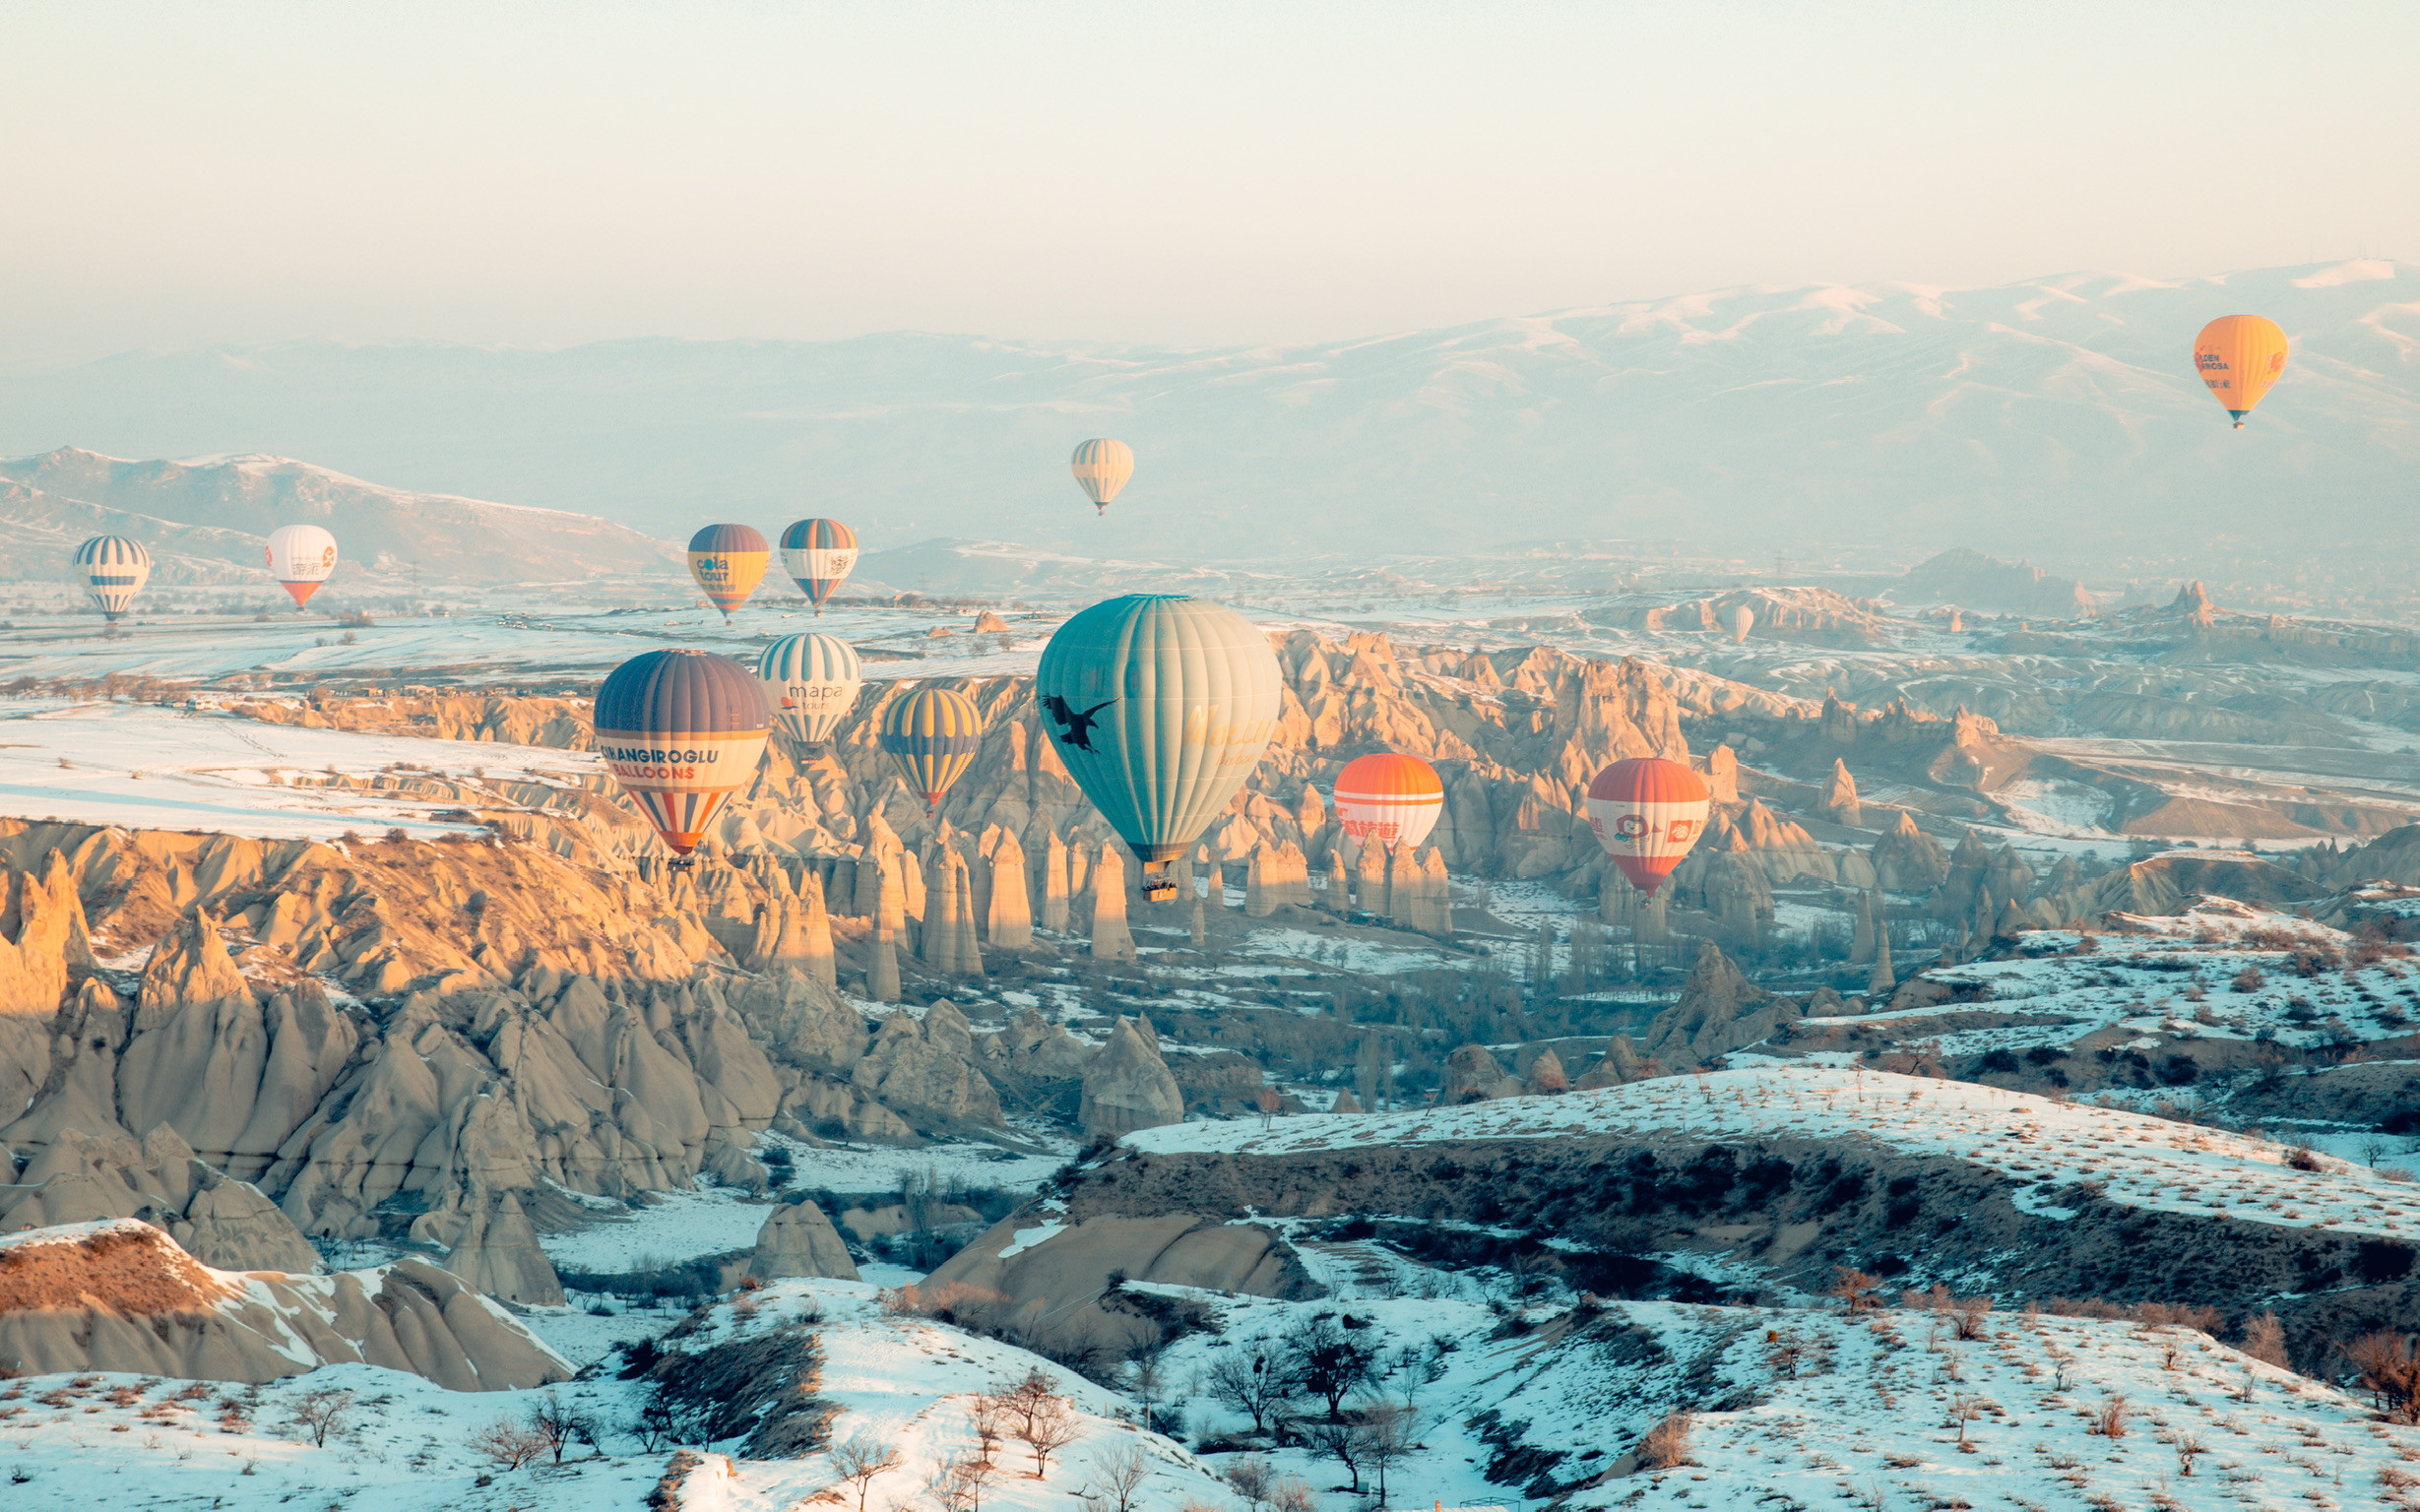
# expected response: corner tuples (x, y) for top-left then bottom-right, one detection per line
(2193, 315), (2289, 428)
(1585, 756), (1710, 897)
(1035, 594), (1282, 901)
(265, 525), (339, 608)
(778, 518), (859, 613)
(1331, 752), (1443, 851)
(1069, 438), (1134, 516)
(687, 524), (771, 619)
(879, 685), (985, 811)
(594, 650), (770, 859)
(755, 632), (862, 748)
(73, 536), (153, 621)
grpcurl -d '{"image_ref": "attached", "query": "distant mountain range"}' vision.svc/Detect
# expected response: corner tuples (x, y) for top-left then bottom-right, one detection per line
(0, 449), (675, 588)
(0, 260), (2413, 564)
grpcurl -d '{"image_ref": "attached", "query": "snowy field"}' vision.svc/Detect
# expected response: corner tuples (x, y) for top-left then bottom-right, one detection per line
(0, 699), (596, 838)
(1126, 1066), (2420, 1242)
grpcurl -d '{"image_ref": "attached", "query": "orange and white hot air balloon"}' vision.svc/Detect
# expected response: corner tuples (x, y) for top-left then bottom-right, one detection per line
(1331, 753), (1443, 851)
(1585, 756), (1710, 897)
(265, 524), (339, 608)
(2193, 315), (2289, 428)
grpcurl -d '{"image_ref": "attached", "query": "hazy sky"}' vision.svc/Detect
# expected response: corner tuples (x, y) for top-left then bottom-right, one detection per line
(5, 0), (2415, 365)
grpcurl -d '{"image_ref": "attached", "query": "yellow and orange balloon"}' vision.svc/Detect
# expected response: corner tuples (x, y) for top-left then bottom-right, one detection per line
(2193, 315), (2288, 428)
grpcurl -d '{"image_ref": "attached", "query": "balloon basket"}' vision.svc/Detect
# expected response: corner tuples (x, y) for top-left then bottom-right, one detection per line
(1142, 880), (1178, 903)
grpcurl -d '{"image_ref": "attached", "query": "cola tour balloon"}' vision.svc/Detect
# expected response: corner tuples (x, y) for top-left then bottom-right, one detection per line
(1331, 752), (1444, 851)
(73, 536), (152, 621)
(879, 686), (986, 811)
(2193, 315), (2289, 428)
(1035, 594), (1282, 901)
(265, 525), (339, 608)
(1586, 756), (1711, 897)
(755, 632), (863, 747)
(1069, 438), (1134, 516)
(686, 523), (771, 619)
(779, 518), (859, 613)
(593, 649), (771, 858)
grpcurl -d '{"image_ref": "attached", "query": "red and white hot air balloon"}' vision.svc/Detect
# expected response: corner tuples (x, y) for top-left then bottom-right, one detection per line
(1585, 756), (1710, 897)
(1331, 753), (1443, 851)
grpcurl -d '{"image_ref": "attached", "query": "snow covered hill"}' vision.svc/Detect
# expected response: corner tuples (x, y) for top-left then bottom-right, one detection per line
(0, 448), (675, 587)
(1, 261), (2412, 562)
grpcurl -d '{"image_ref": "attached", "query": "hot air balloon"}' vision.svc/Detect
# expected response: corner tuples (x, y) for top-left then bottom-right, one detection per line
(2194, 315), (2289, 427)
(879, 686), (985, 811)
(1730, 604), (1754, 644)
(755, 633), (862, 748)
(779, 518), (858, 613)
(1069, 439), (1134, 516)
(265, 525), (339, 608)
(1035, 594), (1281, 901)
(593, 649), (770, 860)
(1332, 753), (1444, 851)
(687, 524), (771, 619)
(73, 536), (152, 622)
(1585, 756), (1710, 897)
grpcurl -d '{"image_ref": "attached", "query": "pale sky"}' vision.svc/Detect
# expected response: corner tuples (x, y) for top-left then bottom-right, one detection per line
(4, 0), (2414, 365)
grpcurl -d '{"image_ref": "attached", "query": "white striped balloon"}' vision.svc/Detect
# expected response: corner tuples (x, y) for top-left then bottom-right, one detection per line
(1069, 438), (1134, 514)
(72, 536), (153, 621)
(754, 633), (863, 746)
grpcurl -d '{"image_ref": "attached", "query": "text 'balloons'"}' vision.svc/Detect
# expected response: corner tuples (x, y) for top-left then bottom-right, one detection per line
(594, 649), (770, 858)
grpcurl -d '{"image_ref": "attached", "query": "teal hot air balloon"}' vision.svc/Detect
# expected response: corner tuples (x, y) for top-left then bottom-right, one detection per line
(1034, 594), (1282, 901)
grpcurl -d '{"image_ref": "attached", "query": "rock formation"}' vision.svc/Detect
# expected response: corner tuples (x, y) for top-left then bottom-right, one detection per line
(1818, 758), (1863, 827)
(0, 1124), (316, 1273)
(1085, 844), (1137, 961)
(1442, 1042), (1507, 1102)
(746, 1196), (860, 1282)
(0, 1219), (569, 1388)
(1640, 941), (1800, 1068)
(1079, 1017), (1183, 1139)
(440, 1189), (564, 1305)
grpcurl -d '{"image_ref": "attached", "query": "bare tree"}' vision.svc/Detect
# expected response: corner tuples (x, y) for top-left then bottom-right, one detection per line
(1019, 1393), (1085, 1478)
(2239, 1310), (2291, 1369)
(1299, 1418), (1369, 1493)
(283, 1386), (355, 1448)
(1222, 1455), (1275, 1512)
(925, 1451), (998, 1512)
(469, 1416), (550, 1471)
(526, 1389), (589, 1465)
(1636, 1412), (1693, 1470)
(1205, 1341), (1295, 1435)
(1284, 1315), (1379, 1421)
(1827, 1268), (1882, 1313)
(2344, 1331), (2420, 1423)
(1075, 1442), (1152, 1512)
(1266, 1474), (1316, 1512)
(1356, 1400), (1423, 1504)
(969, 1391), (1012, 1468)
(829, 1430), (905, 1512)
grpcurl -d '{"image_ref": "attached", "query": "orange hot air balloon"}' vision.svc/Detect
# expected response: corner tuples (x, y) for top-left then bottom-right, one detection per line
(1585, 756), (1710, 897)
(2193, 315), (2289, 428)
(1331, 753), (1444, 851)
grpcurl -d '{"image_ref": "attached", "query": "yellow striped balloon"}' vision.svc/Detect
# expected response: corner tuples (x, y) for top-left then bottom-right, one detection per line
(1069, 438), (1134, 516)
(878, 685), (985, 810)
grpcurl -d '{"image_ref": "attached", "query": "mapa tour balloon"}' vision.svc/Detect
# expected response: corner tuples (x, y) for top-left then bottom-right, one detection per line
(594, 649), (770, 858)
(879, 686), (985, 811)
(2194, 315), (2289, 428)
(687, 523), (770, 619)
(265, 525), (339, 608)
(1035, 594), (1281, 901)
(755, 633), (862, 747)
(779, 518), (858, 614)
(1585, 756), (1711, 897)
(73, 536), (152, 621)
(1069, 439), (1134, 516)
(1331, 752), (1443, 851)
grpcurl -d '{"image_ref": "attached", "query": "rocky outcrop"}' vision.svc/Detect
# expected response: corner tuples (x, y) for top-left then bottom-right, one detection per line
(0, 1219), (570, 1388)
(1443, 1042), (1509, 1102)
(1085, 844), (1137, 961)
(746, 1197), (860, 1282)
(441, 1189), (564, 1306)
(1079, 1017), (1183, 1139)
(851, 1003), (1002, 1131)
(0, 1124), (317, 1273)
(1639, 941), (1799, 1068)
(1818, 758), (1863, 827)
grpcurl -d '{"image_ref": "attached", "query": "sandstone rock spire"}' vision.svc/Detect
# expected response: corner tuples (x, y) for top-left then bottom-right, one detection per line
(1820, 758), (1863, 828)
(1086, 844), (1137, 962)
(746, 1196), (860, 1282)
(983, 829), (1033, 948)
(1079, 1016), (1182, 1138)
(1040, 830), (1071, 932)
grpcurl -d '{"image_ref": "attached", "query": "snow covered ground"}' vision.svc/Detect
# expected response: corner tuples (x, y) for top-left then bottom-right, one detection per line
(1127, 1066), (2420, 1242)
(0, 698), (596, 838)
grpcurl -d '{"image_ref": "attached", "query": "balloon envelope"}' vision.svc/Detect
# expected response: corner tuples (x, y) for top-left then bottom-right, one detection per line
(2194, 315), (2289, 427)
(1332, 752), (1444, 851)
(1586, 756), (1711, 897)
(594, 649), (770, 856)
(1069, 439), (1135, 514)
(265, 524), (338, 608)
(74, 536), (152, 621)
(878, 686), (985, 808)
(779, 518), (859, 613)
(687, 524), (771, 618)
(755, 633), (863, 746)
(1035, 594), (1281, 897)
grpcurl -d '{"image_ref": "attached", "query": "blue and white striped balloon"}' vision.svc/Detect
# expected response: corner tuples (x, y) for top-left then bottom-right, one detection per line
(73, 536), (153, 621)
(754, 633), (863, 747)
